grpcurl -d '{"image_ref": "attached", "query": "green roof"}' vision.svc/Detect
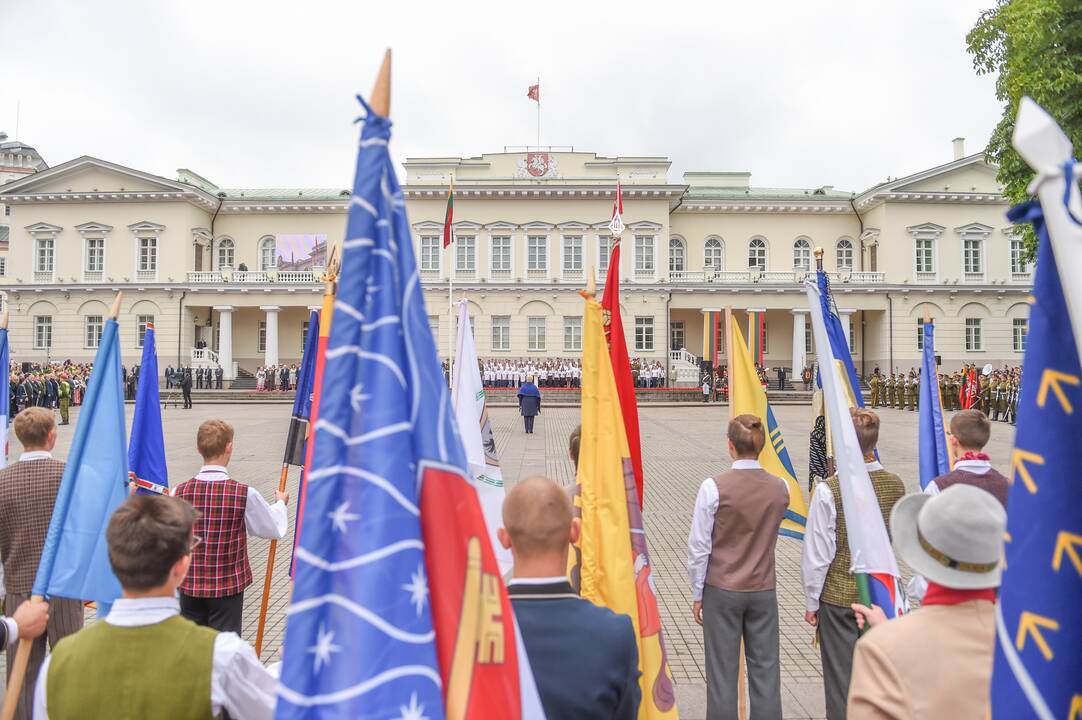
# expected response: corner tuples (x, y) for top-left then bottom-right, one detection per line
(219, 188), (350, 201)
(685, 186), (854, 201)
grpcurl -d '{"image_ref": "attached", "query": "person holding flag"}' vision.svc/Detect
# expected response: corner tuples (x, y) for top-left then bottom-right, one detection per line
(277, 52), (544, 719)
(803, 275), (907, 720)
(129, 321), (168, 496)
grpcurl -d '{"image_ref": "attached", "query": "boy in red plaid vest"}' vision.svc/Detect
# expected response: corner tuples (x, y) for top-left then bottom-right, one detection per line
(173, 419), (288, 634)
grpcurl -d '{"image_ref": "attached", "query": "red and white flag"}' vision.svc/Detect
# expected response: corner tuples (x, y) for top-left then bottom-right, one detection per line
(526, 84), (539, 102)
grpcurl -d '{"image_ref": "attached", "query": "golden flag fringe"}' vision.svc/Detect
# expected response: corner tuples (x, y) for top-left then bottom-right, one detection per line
(574, 296), (679, 719)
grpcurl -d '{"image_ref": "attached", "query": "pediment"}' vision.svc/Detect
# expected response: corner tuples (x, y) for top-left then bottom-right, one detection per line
(75, 221), (114, 234)
(954, 222), (995, 236)
(128, 221), (166, 234)
(892, 158), (1001, 194)
(24, 222), (63, 234)
(0, 156), (216, 201)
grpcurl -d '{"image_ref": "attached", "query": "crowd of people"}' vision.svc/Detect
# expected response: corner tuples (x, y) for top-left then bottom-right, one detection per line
(255, 364), (299, 392)
(465, 357), (670, 389)
(165, 365), (223, 391)
(868, 364), (1022, 422)
(8, 362), (94, 425)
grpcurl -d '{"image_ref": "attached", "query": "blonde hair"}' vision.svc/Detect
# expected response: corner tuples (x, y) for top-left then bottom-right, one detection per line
(13, 407), (55, 448)
(850, 407), (880, 456)
(196, 419), (234, 460)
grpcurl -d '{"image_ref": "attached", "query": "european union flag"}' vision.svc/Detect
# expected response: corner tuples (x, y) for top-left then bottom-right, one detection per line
(991, 201), (1082, 718)
(33, 317), (127, 613)
(917, 322), (950, 489)
(129, 323), (168, 494)
(276, 97), (459, 718)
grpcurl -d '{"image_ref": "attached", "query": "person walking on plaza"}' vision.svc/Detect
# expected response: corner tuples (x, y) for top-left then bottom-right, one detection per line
(0, 408), (86, 720)
(501, 476), (641, 720)
(34, 494), (278, 720)
(847, 485), (1006, 719)
(517, 376), (542, 434)
(702, 373), (711, 403)
(172, 420), (288, 634)
(688, 414), (790, 720)
(180, 368), (193, 409)
(800, 407), (904, 720)
(925, 409), (1008, 506)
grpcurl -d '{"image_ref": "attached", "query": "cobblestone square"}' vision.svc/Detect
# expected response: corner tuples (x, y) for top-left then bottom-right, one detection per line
(9, 401), (1017, 719)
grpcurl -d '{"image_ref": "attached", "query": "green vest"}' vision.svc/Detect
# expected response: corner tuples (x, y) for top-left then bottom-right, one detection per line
(819, 469), (906, 608)
(47, 615), (218, 720)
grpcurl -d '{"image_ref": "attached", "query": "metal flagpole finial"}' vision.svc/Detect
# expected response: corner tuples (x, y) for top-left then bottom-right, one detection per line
(813, 246), (825, 272)
(109, 292), (123, 320)
(370, 49), (392, 118)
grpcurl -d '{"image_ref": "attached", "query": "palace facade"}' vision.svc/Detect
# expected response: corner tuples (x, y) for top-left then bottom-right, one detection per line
(0, 136), (1031, 383)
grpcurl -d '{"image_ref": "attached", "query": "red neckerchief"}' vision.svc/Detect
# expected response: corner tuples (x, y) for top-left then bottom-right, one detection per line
(922, 581), (996, 606)
(957, 451), (991, 462)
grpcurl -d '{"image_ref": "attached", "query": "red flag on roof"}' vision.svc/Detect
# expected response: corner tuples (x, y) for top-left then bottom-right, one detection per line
(527, 84), (539, 102)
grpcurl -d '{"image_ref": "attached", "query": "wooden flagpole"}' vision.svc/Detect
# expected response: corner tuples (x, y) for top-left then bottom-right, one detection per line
(723, 306), (748, 720)
(252, 50), (388, 658)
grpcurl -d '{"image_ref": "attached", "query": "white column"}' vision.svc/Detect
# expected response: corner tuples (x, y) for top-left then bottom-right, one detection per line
(261, 305), (280, 366)
(214, 305), (234, 380)
(791, 309), (807, 377)
(839, 309), (854, 352)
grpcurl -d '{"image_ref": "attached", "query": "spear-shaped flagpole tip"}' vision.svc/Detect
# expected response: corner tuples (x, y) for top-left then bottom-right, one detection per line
(0, 311), (8, 331)
(109, 292), (123, 320)
(923, 306), (931, 324)
(370, 49), (392, 118)
(579, 266), (597, 300)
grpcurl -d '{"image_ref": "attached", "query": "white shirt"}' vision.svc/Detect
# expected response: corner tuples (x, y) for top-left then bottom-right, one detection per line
(506, 575), (570, 587)
(3, 616), (17, 646)
(171, 466), (288, 540)
(33, 596), (277, 720)
(686, 460), (788, 601)
(924, 458), (991, 495)
(800, 461), (883, 612)
(19, 451), (53, 462)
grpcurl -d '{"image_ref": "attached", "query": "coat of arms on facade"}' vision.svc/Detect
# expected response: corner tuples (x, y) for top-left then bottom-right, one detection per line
(515, 152), (559, 178)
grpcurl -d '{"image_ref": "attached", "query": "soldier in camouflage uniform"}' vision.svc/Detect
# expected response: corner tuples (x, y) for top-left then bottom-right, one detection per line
(869, 369), (881, 408)
(884, 374), (894, 408)
(908, 370), (919, 411)
(898, 374), (908, 410)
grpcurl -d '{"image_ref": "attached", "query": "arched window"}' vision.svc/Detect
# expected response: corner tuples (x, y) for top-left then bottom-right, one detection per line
(218, 238), (235, 270)
(704, 237), (724, 270)
(793, 238), (811, 271)
(259, 236), (277, 271)
(748, 238), (767, 271)
(668, 237), (686, 273)
(837, 238), (854, 270)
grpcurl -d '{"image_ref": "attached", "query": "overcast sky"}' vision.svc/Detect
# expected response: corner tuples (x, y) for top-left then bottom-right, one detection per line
(3, 0), (1003, 193)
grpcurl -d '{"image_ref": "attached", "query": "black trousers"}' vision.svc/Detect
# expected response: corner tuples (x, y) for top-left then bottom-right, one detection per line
(182, 387), (193, 408)
(523, 415), (535, 433)
(180, 592), (245, 634)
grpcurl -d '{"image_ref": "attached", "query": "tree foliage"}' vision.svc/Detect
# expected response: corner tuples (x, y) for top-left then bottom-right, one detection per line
(966, 0), (1082, 254)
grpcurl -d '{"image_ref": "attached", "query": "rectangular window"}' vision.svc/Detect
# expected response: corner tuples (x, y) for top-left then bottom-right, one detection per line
(965, 318), (983, 351)
(137, 315), (154, 348)
(634, 235), (654, 273)
(428, 315), (440, 345)
(869, 244), (878, 272)
(915, 238), (934, 274)
(0, 257), (5, 277)
(761, 322), (768, 354)
(34, 316), (52, 350)
(916, 318), (924, 350)
(456, 235), (475, 273)
(849, 317), (856, 354)
(491, 236), (511, 274)
(492, 316), (510, 351)
(563, 316), (582, 351)
(302, 321), (310, 347)
(963, 238), (983, 275)
(85, 315), (104, 349)
(528, 316), (546, 351)
(598, 235), (611, 275)
(35, 238), (55, 273)
(138, 237), (158, 272)
(1010, 238), (1028, 276)
(258, 321), (267, 352)
(0, 225), (8, 244)
(527, 236), (547, 272)
(562, 236), (583, 274)
(1013, 318), (1028, 352)
(86, 238), (104, 273)
(805, 321), (813, 354)
(635, 316), (654, 352)
(670, 321), (685, 351)
(420, 236), (440, 272)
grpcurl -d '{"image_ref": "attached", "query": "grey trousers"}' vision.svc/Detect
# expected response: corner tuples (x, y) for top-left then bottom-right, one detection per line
(703, 585), (782, 720)
(818, 601), (859, 720)
(4, 592), (84, 720)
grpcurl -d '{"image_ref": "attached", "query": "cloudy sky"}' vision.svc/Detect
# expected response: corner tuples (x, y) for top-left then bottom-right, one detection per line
(3, 0), (1003, 193)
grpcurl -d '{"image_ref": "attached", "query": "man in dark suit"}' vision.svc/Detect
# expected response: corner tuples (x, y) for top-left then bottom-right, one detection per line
(215, 365), (224, 390)
(500, 476), (640, 720)
(279, 365), (289, 391)
(777, 366), (787, 390)
(180, 369), (193, 409)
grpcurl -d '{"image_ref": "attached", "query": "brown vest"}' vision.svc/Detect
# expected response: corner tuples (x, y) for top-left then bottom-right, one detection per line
(820, 469), (905, 607)
(0, 458), (66, 593)
(705, 468), (790, 592)
(934, 468), (1009, 508)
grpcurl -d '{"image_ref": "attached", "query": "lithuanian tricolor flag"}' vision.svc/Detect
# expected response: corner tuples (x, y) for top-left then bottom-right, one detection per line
(702, 310), (722, 366)
(730, 317), (807, 539)
(575, 296), (679, 719)
(747, 310), (765, 366)
(442, 179), (454, 248)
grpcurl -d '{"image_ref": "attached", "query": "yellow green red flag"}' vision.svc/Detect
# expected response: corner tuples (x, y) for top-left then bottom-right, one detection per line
(575, 296), (679, 719)
(730, 319), (807, 539)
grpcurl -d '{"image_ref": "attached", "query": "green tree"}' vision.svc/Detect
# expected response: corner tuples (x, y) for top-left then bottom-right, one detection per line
(966, 0), (1082, 254)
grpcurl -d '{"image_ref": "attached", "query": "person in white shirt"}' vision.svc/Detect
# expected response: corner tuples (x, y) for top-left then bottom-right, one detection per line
(33, 494), (278, 720)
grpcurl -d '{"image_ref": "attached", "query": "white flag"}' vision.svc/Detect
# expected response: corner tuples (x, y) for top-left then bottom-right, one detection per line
(451, 300), (514, 575)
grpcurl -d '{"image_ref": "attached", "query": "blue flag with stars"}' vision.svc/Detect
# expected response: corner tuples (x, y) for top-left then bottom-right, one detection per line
(275, 98), (458, 719)
(991, 200), (1082, 719)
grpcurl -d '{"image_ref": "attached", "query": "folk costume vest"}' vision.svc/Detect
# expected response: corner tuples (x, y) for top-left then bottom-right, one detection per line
(174, 476), (252, 597)
(705, 468), (790, 592)
(46, 616), (217, 720)
(0, 458), (65, 594)
(820, 469), (905, 607)
(934, 468), (1009, 508)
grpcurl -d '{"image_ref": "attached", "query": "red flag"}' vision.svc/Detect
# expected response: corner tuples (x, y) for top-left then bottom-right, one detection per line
(442, 179), (455, 248)
(526, 84), (539, 102)
(961, 367), (979, 409)
(601, 182), (644, 509)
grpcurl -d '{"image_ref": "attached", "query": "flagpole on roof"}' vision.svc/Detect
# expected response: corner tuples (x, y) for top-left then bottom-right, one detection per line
(536, 75), (540, 148)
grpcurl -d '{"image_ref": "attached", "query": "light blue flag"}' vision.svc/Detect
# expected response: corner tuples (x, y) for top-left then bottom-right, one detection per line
(917, 322), (950, 489)
(32, 318), (127, 614)
(129, 324), (168, 495)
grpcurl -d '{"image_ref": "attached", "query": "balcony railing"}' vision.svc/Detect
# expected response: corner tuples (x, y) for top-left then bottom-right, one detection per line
(34, 271), (53, 283)
(964, 271), (985, 283)
(420, 268), (441, 281)
(526, 268), (548, 280)
(136, 269), (157, 282)
(562, 268), (583, 281)
(1011, 271), (1032, 283)
(915, 271), (937, 283)
(670, 348), (699, 366)
(491, 267), (512, 278)
(668, 270), (885, 285)
(84, 271), (103, 282)
(186, 270), (320, 284)
(191, 347), (220, 365)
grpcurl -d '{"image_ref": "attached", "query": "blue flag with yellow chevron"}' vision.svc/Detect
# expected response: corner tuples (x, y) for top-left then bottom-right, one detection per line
(991, 200), (1082, 719)
(730, 317), (806, 539)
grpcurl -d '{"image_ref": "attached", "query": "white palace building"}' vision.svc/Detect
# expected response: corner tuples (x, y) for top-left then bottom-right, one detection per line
(0, 132), (1032, 383)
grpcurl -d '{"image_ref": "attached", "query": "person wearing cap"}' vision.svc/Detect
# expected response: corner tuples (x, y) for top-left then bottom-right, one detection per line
(847, 484), (1006, 719)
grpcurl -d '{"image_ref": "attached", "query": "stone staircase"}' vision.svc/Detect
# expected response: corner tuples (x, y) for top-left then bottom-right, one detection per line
(230, 367), (257, 390)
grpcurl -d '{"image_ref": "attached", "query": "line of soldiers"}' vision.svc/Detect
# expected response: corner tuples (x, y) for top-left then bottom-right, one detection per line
(867, 365), (1020, 423)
